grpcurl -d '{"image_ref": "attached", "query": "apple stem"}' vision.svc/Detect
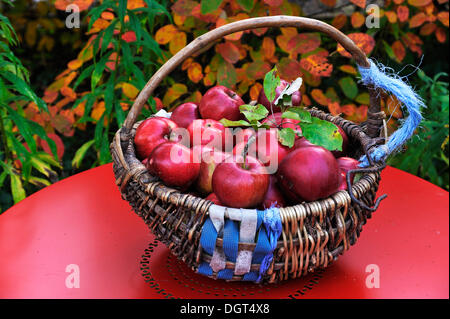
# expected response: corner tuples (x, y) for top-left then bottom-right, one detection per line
(242, 134), (257, 170)
(269, 101), (275, 120)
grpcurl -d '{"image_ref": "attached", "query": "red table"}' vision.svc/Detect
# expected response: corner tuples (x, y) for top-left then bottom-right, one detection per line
(0, 164), (448, 299)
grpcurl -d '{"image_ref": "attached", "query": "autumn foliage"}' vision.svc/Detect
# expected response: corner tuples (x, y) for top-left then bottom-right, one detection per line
(6, 0), (450, 167)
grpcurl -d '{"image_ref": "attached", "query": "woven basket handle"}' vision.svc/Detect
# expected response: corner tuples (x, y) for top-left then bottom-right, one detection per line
(122, 15), (378, 132)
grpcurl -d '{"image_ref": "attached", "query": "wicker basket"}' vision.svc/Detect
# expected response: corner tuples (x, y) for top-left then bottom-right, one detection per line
(111, 16), (391, 284)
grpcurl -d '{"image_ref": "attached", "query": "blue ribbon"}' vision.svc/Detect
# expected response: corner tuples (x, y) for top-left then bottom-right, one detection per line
(198, 207), (282, 283)
(256, 206), (282, 283)
(357, 59), (424, 167)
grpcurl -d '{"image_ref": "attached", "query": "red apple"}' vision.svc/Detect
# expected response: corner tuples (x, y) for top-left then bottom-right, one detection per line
(199, 85), (244, 121)
(337, 156), (359, 185)
(337, 171), (348, 191)
(170, 102), (201, 128)
(257, 80), (302, 113)
(145, 156), (156, 175)
(205, 193), (223, 205)
(261, 112), (302, 138)
(331, 126), (349, 157)
(196, 150), (228, 195)
(260, 175), (287, 209)
(337, 157), (359, 174)
(281, 182), (304, 204)
(191, 144), (214, 163)
(188, 119), (231, 151)
(212, 155), (269, 208)
(134, 117), (179, 160)
(233, 129), (290, 173)
(293, 137), (315, 149)
(148, 142), (200, 188)
(277, 146), (340, 202)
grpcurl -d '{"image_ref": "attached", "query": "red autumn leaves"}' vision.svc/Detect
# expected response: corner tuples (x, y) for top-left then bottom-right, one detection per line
(33, 0), (447, 145)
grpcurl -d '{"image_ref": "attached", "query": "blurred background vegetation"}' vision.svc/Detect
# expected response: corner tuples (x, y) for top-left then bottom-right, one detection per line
(0, 0), (448, 213)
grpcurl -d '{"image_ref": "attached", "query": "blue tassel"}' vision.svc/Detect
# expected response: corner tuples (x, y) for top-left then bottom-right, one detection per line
(256, 206), (282, 283)
(357, 59), (424, 167)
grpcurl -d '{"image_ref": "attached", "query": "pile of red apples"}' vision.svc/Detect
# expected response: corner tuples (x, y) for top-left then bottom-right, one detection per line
(134, 83), (359, 209)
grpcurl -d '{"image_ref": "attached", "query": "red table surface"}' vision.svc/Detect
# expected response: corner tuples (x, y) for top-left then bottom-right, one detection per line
(0, 164), (448, 299)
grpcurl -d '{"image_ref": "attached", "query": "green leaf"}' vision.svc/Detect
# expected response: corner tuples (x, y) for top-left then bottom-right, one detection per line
(0, 8), (18, 45)
(101, 20), (119, 53)
(2, 71), (48, 113)
(220, 119), (251, 127)
(382, 40), (397, 60)
(88, 1), (114, 30)
(73, 65), (95, 90)
(129, 64), (146, 88)
(5, 130), (31, 163)
(21, 159), (32, 187)
(237, 0), (254, 11)
(391, 22), (400, 40)
(28, 176), (51, 188)
(121, 40), (134, 72)
(0, 170), (8, 187)
(104, 78), (114, 111)
(201, 0), (223, 14)
(141, 30), (164, 59)
(338, 77), (358, 100)
(127, 11), (141, 44)
(27, 120), (57, 159)
(263, 66), (280, 104)
(301, 117), (343, 151)
(115, 101), (126, 127)
(239, 104), (269, 122)
(281, 107), (312, 123)
(143, 0), (172, 22)
(118, 0), (127, 27)
(141, 107), (152, 118)
(10, 172), (25, 204)
(37, 152), (62, 169)
(1, 52), (29, 82)
(92, 30), (102, 56)
(91, 53), (111, 90)
(0, 77), (8, 101)
(72, 140), (95, 169)
(4, 104), (37, 153)
(99, 131), (111, 164)
(280, 94), (293, 108)
(355, 92), (370, 105)
(217, 58), (237, 88)
(94, 114), (105, 149)
(30, 157), (55, 178)
(278, 127), (296, 148)
(147, 96), (157, 114)
(325, 87), (340, 103)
